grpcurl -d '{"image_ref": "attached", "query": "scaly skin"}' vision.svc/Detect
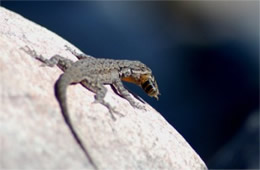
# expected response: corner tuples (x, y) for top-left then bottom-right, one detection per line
(22, 45), (160, 170)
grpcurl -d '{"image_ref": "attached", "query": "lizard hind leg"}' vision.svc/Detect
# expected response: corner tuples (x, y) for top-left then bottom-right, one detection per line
(21, 46), (73, 71)
(91, 83), (124, 120)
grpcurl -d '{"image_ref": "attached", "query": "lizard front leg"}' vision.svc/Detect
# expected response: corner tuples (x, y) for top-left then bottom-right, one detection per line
(113, 80), (146, 110)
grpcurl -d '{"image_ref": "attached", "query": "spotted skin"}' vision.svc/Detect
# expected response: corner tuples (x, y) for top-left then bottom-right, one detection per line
(22, 45), (160, 170)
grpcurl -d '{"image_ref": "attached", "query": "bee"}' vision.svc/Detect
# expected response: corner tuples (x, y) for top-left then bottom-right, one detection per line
(122, 73), (160, 100)
(140, 74), (160, 100)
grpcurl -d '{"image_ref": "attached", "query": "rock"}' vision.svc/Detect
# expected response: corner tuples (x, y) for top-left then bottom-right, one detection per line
(0, 7), (207, 170)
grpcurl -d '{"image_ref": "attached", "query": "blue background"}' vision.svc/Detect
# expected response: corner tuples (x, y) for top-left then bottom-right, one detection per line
(2, 1), (259, 169)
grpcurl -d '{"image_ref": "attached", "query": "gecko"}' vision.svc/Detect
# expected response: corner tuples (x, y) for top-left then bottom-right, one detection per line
(22, 45), (160, 169)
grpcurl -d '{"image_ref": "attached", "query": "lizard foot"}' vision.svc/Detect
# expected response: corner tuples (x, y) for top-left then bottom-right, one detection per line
(21, 46), (37, 57)
(129, 101), (146, 111)
(65, 45), (75, 54)
(92, 100), (124, 120)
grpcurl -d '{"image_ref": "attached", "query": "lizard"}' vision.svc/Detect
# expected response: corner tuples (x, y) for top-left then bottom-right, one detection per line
(21, 45), (160, 169)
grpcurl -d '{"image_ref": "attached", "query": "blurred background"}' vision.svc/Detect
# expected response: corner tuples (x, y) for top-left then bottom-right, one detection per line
(1, 1), (259, 169)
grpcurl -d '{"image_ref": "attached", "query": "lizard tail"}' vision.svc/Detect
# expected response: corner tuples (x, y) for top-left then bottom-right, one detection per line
(54, 74), (97, 170)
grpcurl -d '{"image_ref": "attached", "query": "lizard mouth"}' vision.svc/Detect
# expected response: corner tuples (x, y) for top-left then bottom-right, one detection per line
(121, 74), (160, 100)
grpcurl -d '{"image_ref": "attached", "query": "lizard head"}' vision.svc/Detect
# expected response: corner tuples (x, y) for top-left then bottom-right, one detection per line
(120, 61), (160, 100)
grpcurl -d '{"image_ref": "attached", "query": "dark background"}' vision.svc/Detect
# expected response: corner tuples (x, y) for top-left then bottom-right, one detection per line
(2, 1), (259, 169)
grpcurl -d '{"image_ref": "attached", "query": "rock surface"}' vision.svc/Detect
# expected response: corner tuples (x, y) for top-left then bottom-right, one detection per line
(0, 7), (207, 170)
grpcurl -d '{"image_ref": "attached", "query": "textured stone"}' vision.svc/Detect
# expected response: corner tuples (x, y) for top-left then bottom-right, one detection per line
(0, 7), (207, 170)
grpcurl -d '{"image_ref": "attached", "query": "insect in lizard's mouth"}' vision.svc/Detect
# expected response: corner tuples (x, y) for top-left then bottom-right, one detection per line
(121, 74), (160, 100)
(140, 75), (160, 100)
